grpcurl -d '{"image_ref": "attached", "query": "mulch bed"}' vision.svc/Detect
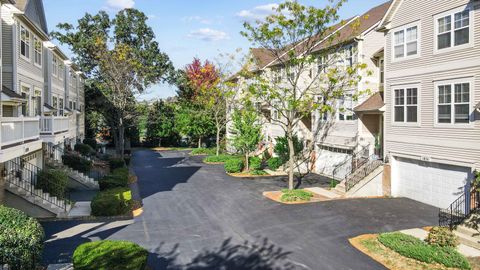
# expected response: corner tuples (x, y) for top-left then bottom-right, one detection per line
(262, 190), (330, 204)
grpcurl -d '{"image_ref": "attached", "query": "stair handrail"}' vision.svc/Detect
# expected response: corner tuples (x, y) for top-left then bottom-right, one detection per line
(439, 184), (480, 229)
(344, 155), (383, 192)
(332, 144), (371, 181)
(5, 158), (71, 211)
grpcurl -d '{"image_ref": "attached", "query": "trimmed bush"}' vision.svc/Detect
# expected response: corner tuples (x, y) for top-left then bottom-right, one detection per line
(0, 206), (44, 270)
(251, 170), (268, 176)
(109, 157), (126, 170)
(91, 187), (132, 216)
(204, 154), (237, 163)
(75, 143), (95, 156)
(274, 135), (304, 164)
(190, 148), (216, 156)
(225, 158), (244, 173)
(267, 157), (283, 171)
(83, 138), (98, 150)
(425, 227), (459, 248)
(99, 168), (130, 190)
(280, 189), (314, 202)
(249, 156), (262, 171)
(63, 153), (92, 173)
(36, 169), (68, 200)
(378, 232), (470, 269)
(73, 240), (148, 270)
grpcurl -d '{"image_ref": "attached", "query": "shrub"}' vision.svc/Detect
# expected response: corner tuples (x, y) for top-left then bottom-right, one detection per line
(225, 158), (244, 173)
(99, 168), (130, 190)
(329, 179), (339, 189)
(190, 148), (216, 156)
(378, 232), (470, 269)
(91, 187), (132, 216)
(274, 135), (304, 164)
(262, 150), (271, 161)
(63, 153), (92, 173)
(73, 240), (148, 270)
(109, 157), (126, 170)
(249, 156), (262, 171)
(36, 169), (68, 199)
(75, 143), (95, 156)
(425, 227), (459, 248)
(251, 170), (268, 176)
(267, 157), (283, 171)
(280, 189), (314, 202)
(83, 138), (98, 150)
(0, 206), (44, 270)
(204, 154), (237, 163)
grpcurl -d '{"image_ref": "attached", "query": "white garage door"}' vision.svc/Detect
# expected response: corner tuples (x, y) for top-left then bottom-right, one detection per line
(393, 157), (471, 208)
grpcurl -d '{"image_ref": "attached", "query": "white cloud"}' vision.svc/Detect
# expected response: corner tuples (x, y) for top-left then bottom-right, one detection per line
(236, 3), (279, 22)
(182, 16), (212, 25)
(188, 28), (229, 42)
(105, 0), (135, 10)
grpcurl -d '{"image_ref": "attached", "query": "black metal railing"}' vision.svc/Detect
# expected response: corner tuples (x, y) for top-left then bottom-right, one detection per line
(44, 143), (65, 162)
(4, 158), (70, 211)
(344, 156), (383, 192)
(332, 144), (370, 181)
(439, 186), (480, 229)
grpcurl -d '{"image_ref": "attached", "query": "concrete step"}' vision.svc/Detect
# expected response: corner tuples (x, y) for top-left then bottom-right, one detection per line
(456, 225), (480, 238)
(455, 230), (480, 250)
(47, 263), (73, 270)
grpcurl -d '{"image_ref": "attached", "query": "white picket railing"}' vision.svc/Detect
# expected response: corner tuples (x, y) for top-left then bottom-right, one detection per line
(0, 117), (40, 147)
(40, 116), (70, 135)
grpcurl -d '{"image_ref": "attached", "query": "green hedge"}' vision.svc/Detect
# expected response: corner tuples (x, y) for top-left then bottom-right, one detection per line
(249, 156), (262, 170)
(36, 169), (68, 200)
(73, 240), (148, 270)
(280, 189), (313, 202)
(75, 143), (96, 156)
(83, 138), (98, 150)
(91, 188), (132, 216)
(99, 168), (130, 191)
(63, 153), (92, 173)
(225, 158), (244, 173)
(378, 232), (470, 269)
(204, 154), (238, 163)
(267, 157), (283, 170)
(190, 148), (216, 156)
(0, 206), (44, 270)
(109, 157), (126, 171)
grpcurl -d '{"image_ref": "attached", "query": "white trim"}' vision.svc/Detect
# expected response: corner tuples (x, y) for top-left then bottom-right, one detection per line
(391, 20), (421, 62)
(433, 77), (474, 129)
(33, 35), (42, 68)
(391, 83), (421, 127)
(433, 4), (474, 55)
(19, 23), (31, 62)
(377, 0), (403, 31)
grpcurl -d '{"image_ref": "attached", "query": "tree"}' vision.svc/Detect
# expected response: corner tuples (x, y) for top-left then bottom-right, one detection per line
(146, 100), (178, 146)
(230, 108), (263, 171)
(240, 0), (367, 189)
(52, 9), (174, 156)
(174, 103), (215, 148)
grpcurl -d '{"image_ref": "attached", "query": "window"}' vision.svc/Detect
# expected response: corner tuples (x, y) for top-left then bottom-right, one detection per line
(58, 62), (64, 80)
(317, 55), (327, 75)
(59, 98), (64, 116)
(393, 25), (418, 59)
(437, 81), (471, 124)
(21, 85), (31, 116)
(379, 59), (385, 84)
(33, 37), (42, 66)
(345, 45), (356, 67)
(52, 96), (58, 116)
(32, 89), (41, 116)
(338, 95), (357, 121)
(394, 87), (418, 123)
(273, 68), (283, 83)
(69, 100), (73, 110)
(52, 57), (58, 77)
(73, 101), (77, 110)
(318, 145), (353, 155)
(20, 26), (31, 59)
(436, 8), (470, 51)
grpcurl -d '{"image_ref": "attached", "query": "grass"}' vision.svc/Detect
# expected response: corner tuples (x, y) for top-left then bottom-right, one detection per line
(203, 154), (239, 164)
(251, 170), (268, 176)
(378, 232), (470, 269)
(190, 148), (216, 156)
(280, 189), (314, 202)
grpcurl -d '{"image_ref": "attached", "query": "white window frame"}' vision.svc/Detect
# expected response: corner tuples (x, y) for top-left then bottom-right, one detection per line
(52, 56), (58, 77)
(20, 83), (32, 117)
(337, 94), (357, 122)
(434, 5), (474, 54)
(391, 21), (421, 62)
(20, 25), (31, 61)
(434, 77), (474, 128)
(33, 36), (42, 67)
(391, 83), (421, 126)
(32, 87), (42, 116)
(58, 62), (64, 81)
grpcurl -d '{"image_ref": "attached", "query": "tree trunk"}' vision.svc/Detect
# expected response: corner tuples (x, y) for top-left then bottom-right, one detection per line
(158, 138), (162, 147)
(118, 124), (125, 158)
(113, 128), (120, 155)
(198, 137), (202, 148)
(287, 134), (295, 190)
(245, 153), (249, 172)
(216, 125), (221, 156)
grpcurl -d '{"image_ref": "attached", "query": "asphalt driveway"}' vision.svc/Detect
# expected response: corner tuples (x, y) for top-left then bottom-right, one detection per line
(42, 149), (438, 269)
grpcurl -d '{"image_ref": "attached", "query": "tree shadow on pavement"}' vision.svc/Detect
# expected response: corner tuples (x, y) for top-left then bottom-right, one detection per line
(148, 238), (300, 270)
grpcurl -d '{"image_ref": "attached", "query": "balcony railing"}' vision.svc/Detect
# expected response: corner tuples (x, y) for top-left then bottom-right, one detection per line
(0, 117), (40, 148)
(40, 116), (69, 135)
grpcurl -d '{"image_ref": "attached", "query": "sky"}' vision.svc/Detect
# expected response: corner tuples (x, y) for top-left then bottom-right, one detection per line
(43, 0), (388, 101)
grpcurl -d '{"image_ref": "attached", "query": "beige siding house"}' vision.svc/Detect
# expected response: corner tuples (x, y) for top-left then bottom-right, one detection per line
(378, 0), (480, 208)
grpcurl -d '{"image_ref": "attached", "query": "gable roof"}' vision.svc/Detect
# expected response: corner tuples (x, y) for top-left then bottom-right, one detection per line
(14, 0), (48, 35)
(354, 92), (384, 112)
(377, 0), (403, 31)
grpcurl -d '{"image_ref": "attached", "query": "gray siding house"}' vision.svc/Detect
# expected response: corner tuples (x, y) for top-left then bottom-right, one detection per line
(378, 0), (480, 208)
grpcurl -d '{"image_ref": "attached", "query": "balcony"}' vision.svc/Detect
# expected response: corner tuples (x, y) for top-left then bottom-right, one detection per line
(40, 116), (70, 135)
(0, 117), (40, 149)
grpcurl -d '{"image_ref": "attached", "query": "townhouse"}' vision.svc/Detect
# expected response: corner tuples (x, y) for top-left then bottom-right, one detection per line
(0, 0), (88, 217)
(377, 0), (480, 209)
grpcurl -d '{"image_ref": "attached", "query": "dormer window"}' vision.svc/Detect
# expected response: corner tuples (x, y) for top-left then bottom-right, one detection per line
(20, 26), (31, 59)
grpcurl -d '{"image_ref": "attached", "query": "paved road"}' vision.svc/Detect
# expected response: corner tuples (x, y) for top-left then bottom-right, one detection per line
(42, 149), (438, 270)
